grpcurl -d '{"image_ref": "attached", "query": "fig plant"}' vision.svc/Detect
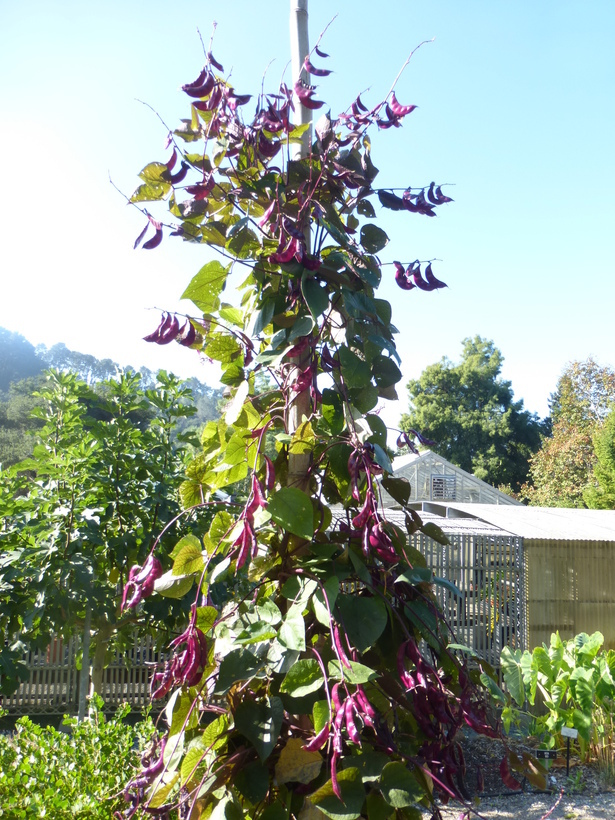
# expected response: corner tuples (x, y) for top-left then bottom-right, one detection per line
(119, 30), (540, 820)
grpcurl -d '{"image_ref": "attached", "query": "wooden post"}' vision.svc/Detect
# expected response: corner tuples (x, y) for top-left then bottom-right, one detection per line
(287, 0), (313, 492)
(77, 605), (91, 721)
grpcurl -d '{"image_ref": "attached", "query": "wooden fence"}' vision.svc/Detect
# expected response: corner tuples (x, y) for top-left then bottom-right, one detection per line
(2, 531), (527, 715)
(1, 634), (162, 716)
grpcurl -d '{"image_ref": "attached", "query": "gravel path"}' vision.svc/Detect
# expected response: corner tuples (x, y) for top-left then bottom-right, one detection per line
(433, 731), (615, 819)
(438, 790), (615, 819)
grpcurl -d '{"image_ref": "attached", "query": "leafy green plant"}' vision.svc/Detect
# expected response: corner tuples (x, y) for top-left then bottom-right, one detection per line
(0, 369), (211, 699)
(501, 631), (615, 768)
(112, 23), (544, 817)
(0, 697), (156, 818)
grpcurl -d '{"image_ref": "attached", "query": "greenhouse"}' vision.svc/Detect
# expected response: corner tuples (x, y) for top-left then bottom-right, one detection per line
(382, 450), (521, 507)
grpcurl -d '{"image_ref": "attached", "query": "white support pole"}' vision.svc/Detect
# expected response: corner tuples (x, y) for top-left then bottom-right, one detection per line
(287, 0), (312, 491)
(289, 0), (312, 159)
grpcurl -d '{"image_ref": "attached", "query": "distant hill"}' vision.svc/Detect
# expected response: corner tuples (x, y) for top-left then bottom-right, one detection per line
(0, 327), (223, 467)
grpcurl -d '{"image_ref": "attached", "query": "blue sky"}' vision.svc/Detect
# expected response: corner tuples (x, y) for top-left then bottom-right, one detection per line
(1, 0), (614, 426)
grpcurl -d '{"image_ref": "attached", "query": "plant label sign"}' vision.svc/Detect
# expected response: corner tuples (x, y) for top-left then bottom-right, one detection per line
(561, 727), (578, 739)
(535, 749), (558, 760)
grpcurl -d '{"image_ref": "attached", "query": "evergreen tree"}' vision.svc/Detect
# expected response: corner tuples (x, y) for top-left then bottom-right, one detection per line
(584, 407), (615, 509)
(400, 336), (543, 491)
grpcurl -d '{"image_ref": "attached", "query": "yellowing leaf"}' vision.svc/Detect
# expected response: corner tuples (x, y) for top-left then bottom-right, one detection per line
(275, 738), (323, 785)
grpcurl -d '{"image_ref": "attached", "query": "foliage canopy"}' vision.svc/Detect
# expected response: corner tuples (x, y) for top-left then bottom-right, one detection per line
(400, 336), (543, 492)
(0, 369), (207, 696)
(111, 32), (538, 819)
(524, 358), (615, 507)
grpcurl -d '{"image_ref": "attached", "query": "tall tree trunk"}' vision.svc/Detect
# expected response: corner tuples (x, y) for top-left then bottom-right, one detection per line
(287, 0), (312, 492)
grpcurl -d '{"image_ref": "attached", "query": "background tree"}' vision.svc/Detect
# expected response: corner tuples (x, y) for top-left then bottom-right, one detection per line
(400, 336), (543, 491)
(584, 407), (615, 508)
(0, 369), (211, 700)
(524, 358), (615, 506)
(0, 327), (223, 468)
(0, 328), (43, 392)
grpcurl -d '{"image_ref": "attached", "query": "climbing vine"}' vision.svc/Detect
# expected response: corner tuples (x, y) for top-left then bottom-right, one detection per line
(118, 36), (541, 820)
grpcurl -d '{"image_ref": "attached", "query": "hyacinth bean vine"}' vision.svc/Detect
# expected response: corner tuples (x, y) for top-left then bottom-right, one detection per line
(118, 38), (545, 820)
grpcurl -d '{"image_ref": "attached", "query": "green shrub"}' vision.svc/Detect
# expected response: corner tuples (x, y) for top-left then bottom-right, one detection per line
(0, 696), (156, 818)
(501, 631), (615, 779)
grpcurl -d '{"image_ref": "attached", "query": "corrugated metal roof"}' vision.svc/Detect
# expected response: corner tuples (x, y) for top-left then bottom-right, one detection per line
(330, 505), (514, 538)
(417, 503), (615, 541)
(382, 508), (514, 538)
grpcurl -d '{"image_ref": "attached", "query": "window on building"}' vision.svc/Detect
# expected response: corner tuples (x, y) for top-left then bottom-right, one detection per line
(431, 474), (456, 500)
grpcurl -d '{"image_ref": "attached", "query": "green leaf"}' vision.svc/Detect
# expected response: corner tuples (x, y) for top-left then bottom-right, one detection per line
(172, 541), (205, 576)
(130, 182), (170, 202)
(268, 488), (314, 540)
(313, 700), (331, 733)
(219, 305), (244, 326)
(288, 315), (315, 343)
(302, 275), (330, 319)
(234, 761), (270, 804)
(433, 576), (462, 597)
(379, 762), (423, 808)
(203, 713), (230, 751)
(227, 227), (260, 259)
(371, 444), (392, 474)
(335, 595), (388, 653)
(328, 660), (378, 684)
(395, 567), (433, 586)
(365, 414), (388, 447)
(500, 648), (526, 706)
(357, 199), (376, 218)
(339, 347), (371, 389)
(181, 737), (209, 785)
(404, 600), (439, 647)
(195, 606), (218, 633)
(313, 577), (340, 626)
(309, 767), (365, 820)
(280, 659), (324, 698)
(181, 260), (229, 312)
(348, 386), (379, 414)
(420, 522), (449, 545)
(366, 792), (394, 820)
(480, 672), (507, 704)
(154, 570), (194, 599)
(210, 511), (235, 546)
(260, 803), (287, 820)
(234, 695), (284, 761)
(171, 534), (201, 560)
(322, 389), (345, 436)
(345, 751), (390, 783)
(138, 161), (168, 183)
(572, 708), (592, 743)
(360, 224), (389, 254)
(381, 476), (411, 506)
(235, 621), (278, 645)
(371, 356), (402, 389)
(224, 431), (251, 466)
(253, 299), (276, 335)
(279, 603), (306, 651)
(289, 420), (316, 455)
(215, 648), (263, 694)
